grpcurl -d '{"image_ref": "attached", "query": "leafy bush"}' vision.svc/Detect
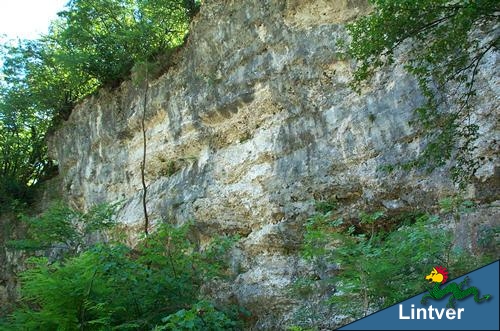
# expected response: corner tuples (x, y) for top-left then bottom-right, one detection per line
(2, 204), (242, 330)
(154, 300), (240, 331)
(7, 202), (117, 253)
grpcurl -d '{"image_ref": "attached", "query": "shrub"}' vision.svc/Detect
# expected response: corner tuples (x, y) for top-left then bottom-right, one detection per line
(2, 207), (242, 330)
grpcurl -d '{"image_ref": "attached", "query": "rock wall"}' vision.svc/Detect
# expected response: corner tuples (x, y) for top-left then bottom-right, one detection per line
(0, 215), (15, 315)
(46, 0), (499, 328)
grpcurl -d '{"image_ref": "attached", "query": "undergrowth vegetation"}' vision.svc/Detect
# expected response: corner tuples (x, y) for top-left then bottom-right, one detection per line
(0, 203), (246, 330)
(292, 197), (497, 325)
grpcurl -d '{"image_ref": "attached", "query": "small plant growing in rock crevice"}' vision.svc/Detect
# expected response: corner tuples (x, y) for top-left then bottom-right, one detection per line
(162, 159), (181, 177)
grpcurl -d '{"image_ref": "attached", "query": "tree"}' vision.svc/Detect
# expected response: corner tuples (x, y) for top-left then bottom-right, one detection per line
(0, 79), (51, 204)
(1, 37), (98, 119)
(0, 38), (92, 205)
(345, 0), (499, 186)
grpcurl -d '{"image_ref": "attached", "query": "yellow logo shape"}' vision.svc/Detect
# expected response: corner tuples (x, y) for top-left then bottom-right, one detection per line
(425, 268), (443, 283)
(425, 266), (448, 284)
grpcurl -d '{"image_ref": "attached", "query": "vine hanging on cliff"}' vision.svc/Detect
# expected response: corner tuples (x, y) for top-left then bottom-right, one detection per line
(142, 71), (150, 236)
(133, 62), (151, 236)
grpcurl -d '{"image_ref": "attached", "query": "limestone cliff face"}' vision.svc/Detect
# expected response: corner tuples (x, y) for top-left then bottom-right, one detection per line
(46, 0), (499, 328)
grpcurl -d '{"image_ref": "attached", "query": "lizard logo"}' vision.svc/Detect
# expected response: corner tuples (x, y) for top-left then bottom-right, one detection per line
(420, 266), (491, 308)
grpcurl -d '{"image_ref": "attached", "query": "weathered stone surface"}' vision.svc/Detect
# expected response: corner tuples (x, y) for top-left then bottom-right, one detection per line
(45, 0), (499, 328)
(0, 213), (27, 315)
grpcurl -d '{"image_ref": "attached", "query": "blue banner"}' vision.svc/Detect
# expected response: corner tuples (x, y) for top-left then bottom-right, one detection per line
(340, 260), (499, 330)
